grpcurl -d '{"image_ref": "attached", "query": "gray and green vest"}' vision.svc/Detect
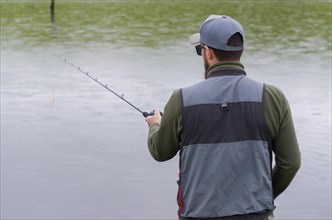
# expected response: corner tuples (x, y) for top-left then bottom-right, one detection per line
(178, 69), (275, 218)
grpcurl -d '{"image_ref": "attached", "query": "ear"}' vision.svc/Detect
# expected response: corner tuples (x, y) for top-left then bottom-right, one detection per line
(204, 46), (213, 60)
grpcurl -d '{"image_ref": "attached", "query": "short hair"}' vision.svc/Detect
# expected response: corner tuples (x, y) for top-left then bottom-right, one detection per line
(210, 32), (244, 61)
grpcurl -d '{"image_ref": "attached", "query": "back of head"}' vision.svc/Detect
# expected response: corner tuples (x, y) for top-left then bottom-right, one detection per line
(189, 15), (245, 61)
(212, 32), (244, 61)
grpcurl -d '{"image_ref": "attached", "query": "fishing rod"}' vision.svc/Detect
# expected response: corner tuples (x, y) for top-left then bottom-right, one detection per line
(54, 54), (157, 118)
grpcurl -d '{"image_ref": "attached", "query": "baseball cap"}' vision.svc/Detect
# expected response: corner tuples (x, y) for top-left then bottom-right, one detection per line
(189, 15), (244, 51)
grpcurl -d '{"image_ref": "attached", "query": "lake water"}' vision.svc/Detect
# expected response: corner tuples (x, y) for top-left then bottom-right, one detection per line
(1, 0), (331, 219)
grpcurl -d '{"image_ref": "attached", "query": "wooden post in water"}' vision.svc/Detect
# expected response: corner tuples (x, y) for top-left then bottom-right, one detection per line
(50, 0), (55, 24)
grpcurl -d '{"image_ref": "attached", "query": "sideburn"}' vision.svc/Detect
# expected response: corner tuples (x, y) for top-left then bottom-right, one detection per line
(203, 49), (210, 79)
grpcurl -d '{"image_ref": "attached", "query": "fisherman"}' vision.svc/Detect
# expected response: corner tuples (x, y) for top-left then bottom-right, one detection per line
(145, 15), (301, 220)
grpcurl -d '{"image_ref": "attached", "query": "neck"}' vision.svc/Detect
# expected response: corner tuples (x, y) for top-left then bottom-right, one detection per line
(205, 61), (245, 79)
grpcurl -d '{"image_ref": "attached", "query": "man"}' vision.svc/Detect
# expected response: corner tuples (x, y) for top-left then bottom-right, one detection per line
(145, 15), (301, 220)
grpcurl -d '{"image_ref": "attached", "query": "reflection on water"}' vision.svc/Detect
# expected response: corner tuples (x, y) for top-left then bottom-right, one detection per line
(1, 1), (331, 56)
(1, 1), (331, 219)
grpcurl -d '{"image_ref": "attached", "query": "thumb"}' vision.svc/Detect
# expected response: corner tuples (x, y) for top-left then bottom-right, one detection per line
(154, 109), (160, 115)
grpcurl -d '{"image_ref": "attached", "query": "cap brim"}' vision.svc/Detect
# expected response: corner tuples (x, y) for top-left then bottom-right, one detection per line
(189, 33), (201, 45)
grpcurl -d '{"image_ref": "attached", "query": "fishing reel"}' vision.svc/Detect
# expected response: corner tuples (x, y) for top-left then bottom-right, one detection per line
(143, 111), (163, 118)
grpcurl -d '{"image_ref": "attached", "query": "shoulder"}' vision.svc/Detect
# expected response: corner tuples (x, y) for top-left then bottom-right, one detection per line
(263, 84), (293, 140)
(264, 84), (290, 109)
(169, 89), (182, 105)
(264, 84), (286, 97)
(164, 89), (182, 118)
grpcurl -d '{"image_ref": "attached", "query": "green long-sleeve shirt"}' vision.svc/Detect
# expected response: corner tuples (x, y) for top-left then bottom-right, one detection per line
(147, 62), (301, 199)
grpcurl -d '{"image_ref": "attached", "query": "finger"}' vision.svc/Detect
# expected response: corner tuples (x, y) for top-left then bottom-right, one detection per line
(154, 109), (161, 117)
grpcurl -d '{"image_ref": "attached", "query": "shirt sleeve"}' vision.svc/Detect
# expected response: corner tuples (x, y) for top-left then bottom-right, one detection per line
(264, 84), (301, 199)
(147, 89), (182, 162)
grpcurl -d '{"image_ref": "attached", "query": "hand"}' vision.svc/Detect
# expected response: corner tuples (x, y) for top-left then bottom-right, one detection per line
(145, 109), (162, 127)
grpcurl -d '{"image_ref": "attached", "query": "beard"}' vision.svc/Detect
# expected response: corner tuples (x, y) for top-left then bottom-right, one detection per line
(203, 50), (210, 79)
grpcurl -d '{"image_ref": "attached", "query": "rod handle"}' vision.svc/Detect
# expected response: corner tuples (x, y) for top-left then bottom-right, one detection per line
(143, 111), (163, 118)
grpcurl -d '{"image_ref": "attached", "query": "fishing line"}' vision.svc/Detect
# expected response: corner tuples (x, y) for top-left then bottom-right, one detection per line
(54, 54), (155, 117)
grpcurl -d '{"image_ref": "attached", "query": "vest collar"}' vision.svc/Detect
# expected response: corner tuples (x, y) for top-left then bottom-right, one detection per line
(207, 62), (246, 78)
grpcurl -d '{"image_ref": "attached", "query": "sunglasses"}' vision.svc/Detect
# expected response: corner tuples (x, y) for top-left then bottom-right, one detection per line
(195, 44), (204, 56)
